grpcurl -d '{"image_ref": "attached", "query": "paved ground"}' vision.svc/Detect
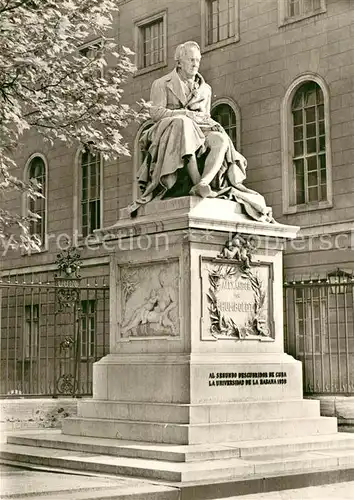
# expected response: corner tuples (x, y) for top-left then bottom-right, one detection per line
(1, 464), (354, 499)
(0, 464), (178, 499)
(218, 481), (354, 500)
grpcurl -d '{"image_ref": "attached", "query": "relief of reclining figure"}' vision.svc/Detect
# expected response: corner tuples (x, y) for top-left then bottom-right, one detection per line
(121, 269), (177, 337)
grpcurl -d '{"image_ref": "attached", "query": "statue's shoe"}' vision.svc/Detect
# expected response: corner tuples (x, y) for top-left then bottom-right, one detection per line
(189, 182), (217, 198)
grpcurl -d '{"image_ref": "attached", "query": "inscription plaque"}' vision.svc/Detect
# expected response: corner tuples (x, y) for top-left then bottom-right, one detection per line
(200, 258), (274, 340)
(208, 371), (287, 387)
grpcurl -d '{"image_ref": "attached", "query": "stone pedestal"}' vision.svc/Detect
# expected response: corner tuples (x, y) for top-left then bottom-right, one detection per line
(4, 197), (354, 491)
(62, 197), (336, 444)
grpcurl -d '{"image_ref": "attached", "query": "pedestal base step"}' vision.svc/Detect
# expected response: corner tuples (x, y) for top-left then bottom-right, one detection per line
(77, 399), (320, 424)
(62, 415), (337, 444)
(1, 436), (354, 483)
(6, 430), (354, 463)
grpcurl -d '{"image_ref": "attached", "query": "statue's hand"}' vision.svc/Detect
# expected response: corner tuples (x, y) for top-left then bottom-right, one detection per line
(186, 110), (203, 121)
(185, 110), (196, 120)
(186, 110), (212, 125)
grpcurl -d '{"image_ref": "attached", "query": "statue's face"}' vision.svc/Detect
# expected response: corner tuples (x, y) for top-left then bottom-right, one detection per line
(179, 46), (201, 78)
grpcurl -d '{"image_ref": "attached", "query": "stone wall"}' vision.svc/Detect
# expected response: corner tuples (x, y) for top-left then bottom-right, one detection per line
(307, 395), (354, 431)
(0, 399), (77, 434)
(1, 0), (353, 278)
(1, 0), (353, 275)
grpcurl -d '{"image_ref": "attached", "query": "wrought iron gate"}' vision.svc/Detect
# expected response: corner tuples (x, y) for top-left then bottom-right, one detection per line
(284, 275), (354, 394)
(0, 261), (109, 397)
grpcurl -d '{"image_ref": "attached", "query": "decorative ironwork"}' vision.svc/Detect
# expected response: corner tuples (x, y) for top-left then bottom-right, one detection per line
(56, 374), (77, 394)
(56, 287), (80, 313)
(55, 245), (82, 279)
(60, 336), (75, 351)
(327, 268), (353, 294)
(284, 277), (354, 395)
(55, 246), (82, 312)
(0, 271), (109, 398)
(218, 233), (256, 269)
(52, 247), (83, 395)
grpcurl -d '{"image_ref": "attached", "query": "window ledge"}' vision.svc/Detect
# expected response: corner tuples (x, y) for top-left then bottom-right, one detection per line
(284, 199), (333, 215)
(75, 234), (104, 250)
(279, 8), (326, 27)
(202, 35), (240, 54)
(134, 61), (168, 77)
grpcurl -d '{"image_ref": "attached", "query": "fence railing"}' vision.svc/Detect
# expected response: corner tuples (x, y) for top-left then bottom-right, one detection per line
(0, 272), (109, 397)
(2, 268), (353, 397)
(284, 277), (354, 394)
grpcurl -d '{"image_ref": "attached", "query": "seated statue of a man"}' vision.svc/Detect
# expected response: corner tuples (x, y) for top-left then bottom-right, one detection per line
(130, 41), (274, 223)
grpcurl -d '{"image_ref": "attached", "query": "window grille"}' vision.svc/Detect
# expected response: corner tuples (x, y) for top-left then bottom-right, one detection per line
(79, 40), (103, 77)
(211, 103), (237, 148)
(81, 150), (101, 237)
(80, 300), (96, 358)
(288, 0), (322, 18)
(24, 304), (39, 359)
(291, 82), (326, 206)
(137, 14), (166, 70)
(28, 157), (46, 245)
(295, 288), (327, 354)
(205, 0), (236, 46)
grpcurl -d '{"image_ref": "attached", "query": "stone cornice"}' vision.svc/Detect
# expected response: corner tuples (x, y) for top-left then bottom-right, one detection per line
(96, 197), (299, 241)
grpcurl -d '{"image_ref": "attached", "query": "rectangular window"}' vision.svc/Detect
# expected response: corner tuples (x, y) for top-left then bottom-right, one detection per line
(202, 0), (239, 51)
(135, 12), (167, 73)
(295, 288), (327, 355)
(80, 300), (96, 358)
(280, 0), (326, 24)
(24, 305), (39, 359)
(79, 39), (103, 77)
(81, 151), (101, 237)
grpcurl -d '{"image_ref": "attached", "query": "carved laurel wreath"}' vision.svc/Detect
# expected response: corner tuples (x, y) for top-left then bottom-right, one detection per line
(207, 264), (269, 339)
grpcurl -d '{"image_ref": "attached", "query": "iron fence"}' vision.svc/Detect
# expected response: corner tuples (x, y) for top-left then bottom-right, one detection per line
(3, 264), (353, 397)
(0, 271), (109, 397)
(284, 277), (354, 394)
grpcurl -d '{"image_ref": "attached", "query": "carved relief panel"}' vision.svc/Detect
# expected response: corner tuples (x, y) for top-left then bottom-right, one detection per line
(118, 259), (180, 339)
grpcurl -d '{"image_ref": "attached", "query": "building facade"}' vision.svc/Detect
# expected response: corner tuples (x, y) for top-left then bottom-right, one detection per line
(1, 0), (353, 396)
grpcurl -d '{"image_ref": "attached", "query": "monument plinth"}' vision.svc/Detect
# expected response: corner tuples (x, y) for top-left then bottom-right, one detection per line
(62, 197), (336, 446)
(4, 197), (354, 491)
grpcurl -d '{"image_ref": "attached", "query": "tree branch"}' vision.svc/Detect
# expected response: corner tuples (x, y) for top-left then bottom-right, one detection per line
(0, 0), (35, 15)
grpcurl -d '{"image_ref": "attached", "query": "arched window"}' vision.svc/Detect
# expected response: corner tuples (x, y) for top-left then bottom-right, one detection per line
(81, 150), (102, 237)
(25, 155), (47, 247)
(281, 75), (332, 214)
(211, 99), (241, 151)
(292, 82), (326, 205)
(133, 120), (154, 200)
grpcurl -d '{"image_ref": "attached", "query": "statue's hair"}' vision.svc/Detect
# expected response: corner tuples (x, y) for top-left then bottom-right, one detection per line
(174, 41), (201, 64)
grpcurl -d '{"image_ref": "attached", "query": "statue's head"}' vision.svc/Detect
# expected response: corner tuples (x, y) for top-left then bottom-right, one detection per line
(174, 41), (201, 78)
